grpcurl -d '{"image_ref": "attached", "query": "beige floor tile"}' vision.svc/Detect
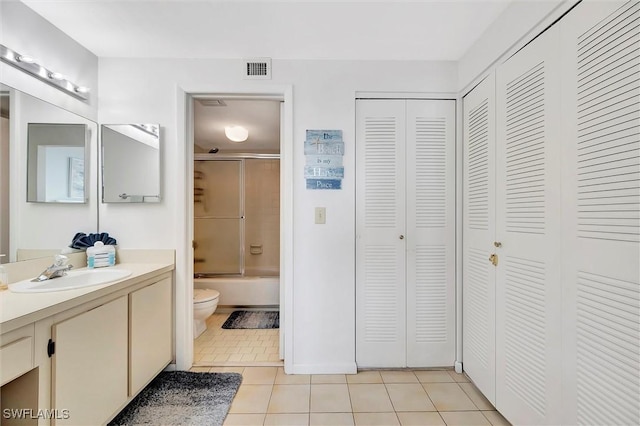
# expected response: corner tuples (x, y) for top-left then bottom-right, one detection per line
(229, 384), (273, 414)
(241, 354), (257, 361)
(312, 374), (347, 384)
(264, 413), (310, 425)
(242, 366), (278, 384)
(310, 413), (355, 426)
(422, 383), (477, 411)
(353, 412), (400, 426)
(276, 367), (311, 384)
(380, 371), (419, 383)
(348, 384), (394, 412)
(310, 384), (352, 413)
(481, 411), (511, 426)
(223, 413), (266, 426)
(414, 371), (456, 383)
(267, 384), (311, 413)
(210, 366), (246, 374)
(439, 411), (491, 426)
(459, 383), (494, 410)
(189, 366), (211, 372)
(386, 384), (436, 412)
(397, 412), (446, 426)
(447, 371), (470, 383)
(346, 371), (383, 384)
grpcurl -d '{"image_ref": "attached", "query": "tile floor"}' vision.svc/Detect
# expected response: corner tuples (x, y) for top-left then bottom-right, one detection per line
(194, 312), (282, 366)
(190, 366), (511, 426)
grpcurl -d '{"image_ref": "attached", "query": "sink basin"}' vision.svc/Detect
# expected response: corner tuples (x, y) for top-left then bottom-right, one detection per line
(9, 269), (133, 293)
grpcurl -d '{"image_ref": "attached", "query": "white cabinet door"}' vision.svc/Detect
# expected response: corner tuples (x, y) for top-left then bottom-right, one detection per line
(560, 1), (640, 424)
(356, 99), (407, 367)
(495, 25), (563, 425)
(462, 75), (497, 404)
(406, 99), (456, 367)
(52, 296), (128, 426)
(129, 277), (173, 396)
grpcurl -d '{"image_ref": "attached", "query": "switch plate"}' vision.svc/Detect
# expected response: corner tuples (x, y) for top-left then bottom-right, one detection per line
(315, 207), (326, 224)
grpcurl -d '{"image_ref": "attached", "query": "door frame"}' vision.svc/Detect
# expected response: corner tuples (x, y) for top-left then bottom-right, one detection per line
(175, 85), (294, 371)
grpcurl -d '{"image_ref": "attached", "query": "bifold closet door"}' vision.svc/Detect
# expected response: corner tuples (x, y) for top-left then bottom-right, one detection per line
(462, 75), (496, 404)
(356, 99), (407, 367)
(560, 1), (640, 424)
(356, 99), (455, 368)
(406, 100), (455, 367)
(495, 25), (563, 425)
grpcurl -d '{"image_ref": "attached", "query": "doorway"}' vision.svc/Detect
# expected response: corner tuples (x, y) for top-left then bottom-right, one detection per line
(190, 95), (284, 367)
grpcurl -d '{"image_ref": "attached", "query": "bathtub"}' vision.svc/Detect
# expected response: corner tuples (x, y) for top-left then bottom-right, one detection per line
(194, 276), (279, 307)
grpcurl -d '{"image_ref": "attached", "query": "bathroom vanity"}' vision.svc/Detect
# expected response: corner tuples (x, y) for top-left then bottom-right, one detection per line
(0, 250), (175, 426)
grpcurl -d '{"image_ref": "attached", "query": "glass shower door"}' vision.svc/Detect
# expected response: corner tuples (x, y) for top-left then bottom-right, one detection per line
(194, 160), (243, 275)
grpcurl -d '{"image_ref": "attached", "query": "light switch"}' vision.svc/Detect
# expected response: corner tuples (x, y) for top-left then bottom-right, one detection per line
(315, 207), (326, 224)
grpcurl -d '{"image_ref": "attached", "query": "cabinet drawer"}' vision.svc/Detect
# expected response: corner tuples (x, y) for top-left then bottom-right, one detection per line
(1, 336), (34, 386)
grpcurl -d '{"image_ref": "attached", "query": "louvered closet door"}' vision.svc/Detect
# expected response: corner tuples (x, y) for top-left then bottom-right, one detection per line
(495, 25), (563, 425)
(560, 2), (640, 424)
(356, 99), (407, 367)
(462, 75), (496, 403)
(406, 100), (455, 367)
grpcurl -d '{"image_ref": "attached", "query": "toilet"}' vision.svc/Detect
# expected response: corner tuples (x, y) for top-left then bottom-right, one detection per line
(193, 288), (220, 338)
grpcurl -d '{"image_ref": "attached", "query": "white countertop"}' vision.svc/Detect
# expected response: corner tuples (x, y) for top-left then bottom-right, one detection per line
(0, 262), (174, 334)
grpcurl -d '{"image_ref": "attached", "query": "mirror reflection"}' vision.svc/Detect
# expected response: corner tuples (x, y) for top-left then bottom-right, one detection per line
(101, 124), (161, 203)
(27, 123), (88, 203)
(0, 82), (98, 262)
(1, 86), (9, 263)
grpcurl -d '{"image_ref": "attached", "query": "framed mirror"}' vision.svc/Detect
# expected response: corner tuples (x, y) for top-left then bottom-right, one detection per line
(101, 124), (161, 203)
(27, 123), (88, 203)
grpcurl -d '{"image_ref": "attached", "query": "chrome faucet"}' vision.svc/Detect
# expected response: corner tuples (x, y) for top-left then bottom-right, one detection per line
(31, 255), (73, 282)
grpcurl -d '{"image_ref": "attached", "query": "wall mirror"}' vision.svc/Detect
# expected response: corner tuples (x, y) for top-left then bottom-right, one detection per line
(27, 123), (88, 203)
(101, 124), (161, 203)
(0, 82), (98, 262)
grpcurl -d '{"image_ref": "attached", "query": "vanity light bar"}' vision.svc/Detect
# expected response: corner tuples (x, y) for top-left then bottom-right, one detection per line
(0, 44), (90, 101)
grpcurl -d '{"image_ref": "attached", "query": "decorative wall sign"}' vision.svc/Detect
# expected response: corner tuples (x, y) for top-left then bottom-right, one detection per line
(305, 129), (344, 190)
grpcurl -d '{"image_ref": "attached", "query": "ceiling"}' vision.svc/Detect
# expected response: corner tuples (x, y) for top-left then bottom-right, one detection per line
(20, 0), (514, 154)
(21, 0), (513, 61)
(194, 98), (281, 153)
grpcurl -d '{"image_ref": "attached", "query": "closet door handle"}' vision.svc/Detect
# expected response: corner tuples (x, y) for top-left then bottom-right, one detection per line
(399, 235), (405, 240)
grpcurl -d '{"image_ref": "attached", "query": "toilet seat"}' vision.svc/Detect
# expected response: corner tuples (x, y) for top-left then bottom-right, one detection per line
(194, 289), (219, 304)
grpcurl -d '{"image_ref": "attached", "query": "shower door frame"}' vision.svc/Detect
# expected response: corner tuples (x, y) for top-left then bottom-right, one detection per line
(194, 153), (281, 278)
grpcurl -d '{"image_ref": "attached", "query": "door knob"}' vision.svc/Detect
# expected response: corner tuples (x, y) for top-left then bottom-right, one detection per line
(489, 254), (498, 266)
(399, 235), (405, 240)
(494, 241), (502, 248)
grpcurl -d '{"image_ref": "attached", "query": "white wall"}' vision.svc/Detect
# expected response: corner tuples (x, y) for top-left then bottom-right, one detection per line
(0, 1), (98, 120)
(98, 58), (457, 372)
(457, 0), (570, 92)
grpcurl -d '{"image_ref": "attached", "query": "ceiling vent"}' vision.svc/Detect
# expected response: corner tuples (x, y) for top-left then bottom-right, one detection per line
(243, 58), (271, 80)
(198, 99), (226, 107)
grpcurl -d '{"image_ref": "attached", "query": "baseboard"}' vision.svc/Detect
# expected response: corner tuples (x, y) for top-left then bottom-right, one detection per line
(454, 361), (463, 374)
(288, 362), (358, 375)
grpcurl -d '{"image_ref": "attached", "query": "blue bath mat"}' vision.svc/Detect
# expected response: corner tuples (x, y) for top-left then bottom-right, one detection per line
(108, 371), (241, 425)
(222, 310), (279, 329)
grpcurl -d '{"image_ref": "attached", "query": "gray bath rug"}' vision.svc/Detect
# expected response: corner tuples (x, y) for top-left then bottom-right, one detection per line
(222, 310), (279, 329)
(108, 371), (242, 425)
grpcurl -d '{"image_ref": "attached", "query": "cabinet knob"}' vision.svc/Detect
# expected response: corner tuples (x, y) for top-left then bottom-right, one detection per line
(494, 241), (502, 248)
(399, 235), (405, 240)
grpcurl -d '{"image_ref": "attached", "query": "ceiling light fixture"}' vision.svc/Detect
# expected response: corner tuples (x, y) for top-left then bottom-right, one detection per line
(224, 125), (249, 142)
(0, 44), (90, 101)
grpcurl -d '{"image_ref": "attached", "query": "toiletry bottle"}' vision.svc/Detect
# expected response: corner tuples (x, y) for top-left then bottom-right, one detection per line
(0, 254), (8, 289)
